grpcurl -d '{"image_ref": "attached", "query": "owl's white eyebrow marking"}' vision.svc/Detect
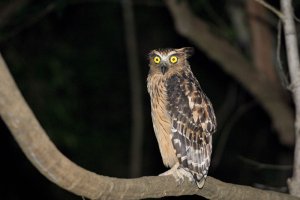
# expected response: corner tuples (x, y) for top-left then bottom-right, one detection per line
(155, 51), (178, 62)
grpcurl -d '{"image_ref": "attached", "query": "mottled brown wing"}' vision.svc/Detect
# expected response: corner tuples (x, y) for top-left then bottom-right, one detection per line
(166, 72), (216, 185)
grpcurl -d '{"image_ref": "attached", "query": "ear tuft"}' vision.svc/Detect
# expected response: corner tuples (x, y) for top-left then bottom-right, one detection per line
(148, 50), (156, 59)
(183, 47), (194, 57)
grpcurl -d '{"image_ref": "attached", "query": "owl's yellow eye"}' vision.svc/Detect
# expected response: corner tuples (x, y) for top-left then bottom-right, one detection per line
(170, 56), (178, 63)
(153, 56), (161, 64)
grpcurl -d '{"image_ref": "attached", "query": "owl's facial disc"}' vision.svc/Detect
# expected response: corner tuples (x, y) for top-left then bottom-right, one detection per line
(160, 63), (168, 75)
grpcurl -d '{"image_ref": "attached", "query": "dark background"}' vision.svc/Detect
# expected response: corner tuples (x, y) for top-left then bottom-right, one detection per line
(0, 0), (296, 199)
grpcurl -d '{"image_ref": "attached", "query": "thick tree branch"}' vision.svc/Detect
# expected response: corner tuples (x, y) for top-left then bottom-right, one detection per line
(280, 0), (300, 197)
(165, 0), (294, 146)
(0, 54), (298, 199)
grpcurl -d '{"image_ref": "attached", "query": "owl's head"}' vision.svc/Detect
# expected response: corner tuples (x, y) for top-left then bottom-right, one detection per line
(148, 47), (194, 75)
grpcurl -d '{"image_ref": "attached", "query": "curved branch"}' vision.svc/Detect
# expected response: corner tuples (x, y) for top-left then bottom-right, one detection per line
(164, 0), (294, 146)
(0, 54), (298, 200)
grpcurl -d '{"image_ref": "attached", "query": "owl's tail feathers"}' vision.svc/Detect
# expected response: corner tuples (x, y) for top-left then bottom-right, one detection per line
(193, 172), (207, 188)
(196, 178), (205, 188)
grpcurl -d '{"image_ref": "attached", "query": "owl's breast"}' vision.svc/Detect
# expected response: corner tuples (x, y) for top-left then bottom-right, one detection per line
(147, 75), (178, 167)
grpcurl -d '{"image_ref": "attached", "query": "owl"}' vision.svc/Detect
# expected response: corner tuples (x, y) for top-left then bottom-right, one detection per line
(147, 47), (216, 188)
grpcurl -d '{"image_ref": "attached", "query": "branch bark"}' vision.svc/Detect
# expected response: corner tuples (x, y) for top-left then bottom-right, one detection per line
(280, 0), (300, 197)
(164, 0), (294, 146)
(0, 54), (298, 199)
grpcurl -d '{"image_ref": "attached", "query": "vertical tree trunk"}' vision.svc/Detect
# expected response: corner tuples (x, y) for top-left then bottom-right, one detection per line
(280, 0), (300, 197)
(122, 0), (144, 178)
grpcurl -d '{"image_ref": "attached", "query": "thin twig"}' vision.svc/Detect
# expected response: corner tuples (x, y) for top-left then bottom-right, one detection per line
(254, 0), (284, 19)
(275, 20), (290, 89)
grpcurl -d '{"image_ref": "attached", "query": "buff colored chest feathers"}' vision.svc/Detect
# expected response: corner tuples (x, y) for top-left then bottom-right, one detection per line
(147, 74), (178, 167)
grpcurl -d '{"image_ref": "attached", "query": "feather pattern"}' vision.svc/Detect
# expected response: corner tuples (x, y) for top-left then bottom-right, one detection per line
(166, 71), (216, 186)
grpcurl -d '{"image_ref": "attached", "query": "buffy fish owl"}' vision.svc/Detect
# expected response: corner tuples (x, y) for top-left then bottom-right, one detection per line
(147, 47), (216, 188)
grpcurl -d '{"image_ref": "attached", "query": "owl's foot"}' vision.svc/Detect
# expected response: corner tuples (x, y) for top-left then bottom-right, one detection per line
(159, 163), (194, 185)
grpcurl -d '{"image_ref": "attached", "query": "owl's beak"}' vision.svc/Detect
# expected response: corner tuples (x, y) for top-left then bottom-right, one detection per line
(160, 64), (168, 75)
